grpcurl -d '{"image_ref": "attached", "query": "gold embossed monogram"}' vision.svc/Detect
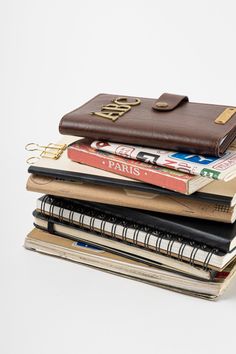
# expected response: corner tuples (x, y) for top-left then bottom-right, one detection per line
(91, 97), (141, 121)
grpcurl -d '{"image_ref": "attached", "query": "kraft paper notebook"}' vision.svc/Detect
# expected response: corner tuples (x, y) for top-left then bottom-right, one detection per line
(26, 174), (236, 223)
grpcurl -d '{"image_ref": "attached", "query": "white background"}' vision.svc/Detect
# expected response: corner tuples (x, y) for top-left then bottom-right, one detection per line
(1, 1), (236, 353)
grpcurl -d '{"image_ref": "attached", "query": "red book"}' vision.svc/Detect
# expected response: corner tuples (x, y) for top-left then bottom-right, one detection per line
(67, 139), (211, 195)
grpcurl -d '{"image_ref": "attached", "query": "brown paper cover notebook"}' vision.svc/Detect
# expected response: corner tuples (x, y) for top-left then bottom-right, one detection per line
(26, 174), (236, 223)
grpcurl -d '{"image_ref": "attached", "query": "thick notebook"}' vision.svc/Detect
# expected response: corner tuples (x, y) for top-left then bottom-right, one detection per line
(67, 139), (211, 195)
(34, 195), (236, 270)
(27, 136), (236, 206)
(59, 93), (236, 156)
(25, 228), (236, 300)
(27, 174), (236, 223)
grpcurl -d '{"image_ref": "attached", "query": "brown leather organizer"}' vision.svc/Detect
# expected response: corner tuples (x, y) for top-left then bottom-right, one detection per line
(59, 93), (236, 156)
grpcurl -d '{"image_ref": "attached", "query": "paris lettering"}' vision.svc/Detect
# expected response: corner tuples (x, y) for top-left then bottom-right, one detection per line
(107, 160), (140, 176)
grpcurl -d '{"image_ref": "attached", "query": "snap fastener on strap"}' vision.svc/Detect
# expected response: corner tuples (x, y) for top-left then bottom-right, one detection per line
(153, 93), (189, 111)
(156, 101), (169, 108)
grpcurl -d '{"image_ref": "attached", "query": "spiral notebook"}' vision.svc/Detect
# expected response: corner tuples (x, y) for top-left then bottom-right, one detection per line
(34, 195), (236, 271)
(36, 195), (236, 252)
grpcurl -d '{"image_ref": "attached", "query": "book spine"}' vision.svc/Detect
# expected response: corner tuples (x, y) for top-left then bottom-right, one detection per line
(67, 145), (189, 194)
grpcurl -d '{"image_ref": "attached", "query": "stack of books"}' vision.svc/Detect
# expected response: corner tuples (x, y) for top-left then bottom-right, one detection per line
(25, 93), (236, 300)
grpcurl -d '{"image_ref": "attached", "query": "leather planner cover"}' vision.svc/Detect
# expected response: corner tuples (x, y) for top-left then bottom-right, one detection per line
(59, 93), (236, 156)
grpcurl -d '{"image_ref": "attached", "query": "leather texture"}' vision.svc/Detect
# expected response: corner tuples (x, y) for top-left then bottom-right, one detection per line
(59, 93), (236, 156)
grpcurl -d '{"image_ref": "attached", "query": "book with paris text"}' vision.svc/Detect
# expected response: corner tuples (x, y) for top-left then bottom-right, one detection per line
(67, 139), (212, 195)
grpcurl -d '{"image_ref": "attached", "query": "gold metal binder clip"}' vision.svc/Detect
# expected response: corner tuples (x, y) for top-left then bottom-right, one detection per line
(25, 143), (67, 164)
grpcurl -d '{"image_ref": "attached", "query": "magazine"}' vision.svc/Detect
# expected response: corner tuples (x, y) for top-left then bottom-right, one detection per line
(91, 140), (236, 181)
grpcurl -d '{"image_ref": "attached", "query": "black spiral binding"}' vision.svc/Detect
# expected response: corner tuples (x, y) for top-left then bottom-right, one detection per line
(177, 240), (187, 261)
(166, 235), (176, 257)
(38, 196), (219, 270)
(40, 195), (49, 215)
(157, 231), (167, 253)
(100, 215), (108, 236)
(189, 242), (195, 265)
(132, 224), (141, 245)
(189, 242), (198, 266)
(202, 248), (218, 270)
(68, 209), (75, 225)
(48, 198), (54, 217)
(89, 211), (96, 232)
(121, 220), (129, 242)
(58, 202), (64, 222)
(78, 212), (85, 229)
(110, 217), (119, 238)
(143, 228), (153, 249)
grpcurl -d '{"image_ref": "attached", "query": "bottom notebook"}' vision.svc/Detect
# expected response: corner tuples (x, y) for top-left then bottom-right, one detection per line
(24, 228), (236, 300)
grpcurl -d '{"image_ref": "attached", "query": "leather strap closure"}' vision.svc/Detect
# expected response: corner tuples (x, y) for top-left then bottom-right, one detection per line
(153, 93), (189, 111)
